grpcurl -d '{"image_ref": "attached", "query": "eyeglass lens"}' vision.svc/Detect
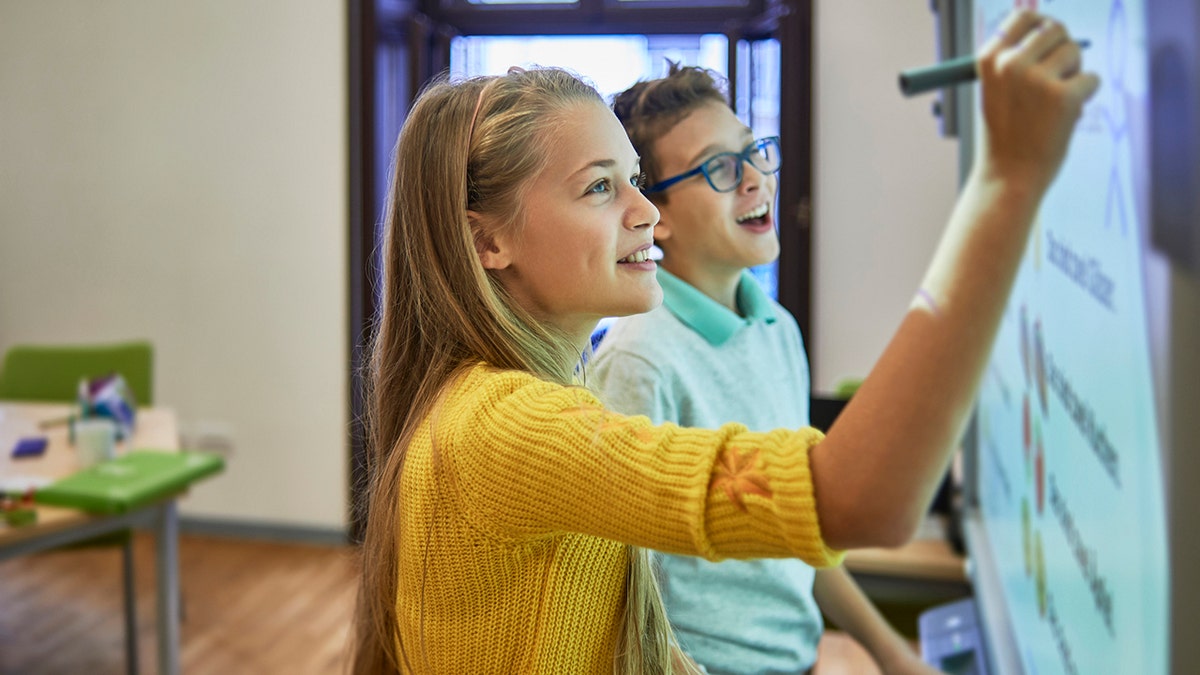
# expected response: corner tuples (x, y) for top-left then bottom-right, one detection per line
(703, 138), (781, 192)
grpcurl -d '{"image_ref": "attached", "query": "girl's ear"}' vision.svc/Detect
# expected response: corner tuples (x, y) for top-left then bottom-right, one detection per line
(468, 210), (512, 270)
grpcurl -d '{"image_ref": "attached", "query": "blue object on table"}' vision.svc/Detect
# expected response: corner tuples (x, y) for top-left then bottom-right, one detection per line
(11, 436), (48, 459)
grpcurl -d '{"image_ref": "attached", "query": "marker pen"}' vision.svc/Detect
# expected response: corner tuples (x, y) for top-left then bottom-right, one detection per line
(899, 40), (1090, 97)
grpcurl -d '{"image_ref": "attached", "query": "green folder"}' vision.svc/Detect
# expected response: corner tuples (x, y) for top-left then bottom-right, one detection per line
(35, 450), (224, 514)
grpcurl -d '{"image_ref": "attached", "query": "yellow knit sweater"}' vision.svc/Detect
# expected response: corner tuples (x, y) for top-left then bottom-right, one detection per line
(395, 364), (844, 673)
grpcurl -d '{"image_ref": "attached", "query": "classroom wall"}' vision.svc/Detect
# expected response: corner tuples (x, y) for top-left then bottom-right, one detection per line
(0, 2), (348, 531)
(0, 0), (953, 528)
(811, 3), (960, 392)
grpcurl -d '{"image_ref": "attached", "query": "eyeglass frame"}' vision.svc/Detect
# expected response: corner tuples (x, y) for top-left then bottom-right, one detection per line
(642, 136), (782, 195)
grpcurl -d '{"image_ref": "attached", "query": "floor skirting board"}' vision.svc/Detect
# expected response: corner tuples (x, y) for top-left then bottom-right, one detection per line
(175, 516), (348, 546)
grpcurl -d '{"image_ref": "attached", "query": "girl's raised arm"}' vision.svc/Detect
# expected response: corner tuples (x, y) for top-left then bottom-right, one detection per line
(810, 10), (1101, 549)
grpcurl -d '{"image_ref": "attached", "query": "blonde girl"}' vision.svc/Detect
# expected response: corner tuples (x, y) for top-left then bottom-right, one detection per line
(352, 10), (1097, 674)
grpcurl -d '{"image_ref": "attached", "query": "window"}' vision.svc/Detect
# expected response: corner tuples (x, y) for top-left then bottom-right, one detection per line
(451, 34), (728, 99)
(464, 0), (577, 4)
(349, 0), (811, 540)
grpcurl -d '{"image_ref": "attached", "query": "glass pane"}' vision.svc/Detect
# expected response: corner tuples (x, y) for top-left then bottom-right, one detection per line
(738, 39), (781, 300)
(615, 0), (748, 6)
(465, 0), (578, 4)
(451, 34), (728, 101)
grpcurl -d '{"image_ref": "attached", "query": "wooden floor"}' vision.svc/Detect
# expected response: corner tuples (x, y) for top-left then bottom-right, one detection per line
(0, 532), (356, 675)
(0, 532), (890, 675)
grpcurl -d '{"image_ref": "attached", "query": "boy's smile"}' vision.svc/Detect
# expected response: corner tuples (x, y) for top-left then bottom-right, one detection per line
(735, 200), (774, 234)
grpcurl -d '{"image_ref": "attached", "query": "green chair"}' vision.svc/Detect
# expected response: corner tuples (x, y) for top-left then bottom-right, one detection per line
(0, 340), (154, 675)
(0, 340), (154, 406)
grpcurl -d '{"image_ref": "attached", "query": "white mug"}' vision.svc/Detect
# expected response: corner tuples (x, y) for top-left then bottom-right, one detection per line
(75, 417), (117, 468)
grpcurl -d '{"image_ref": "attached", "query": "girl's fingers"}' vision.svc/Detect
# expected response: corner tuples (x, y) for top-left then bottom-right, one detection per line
(980, 9), (1042, 58)
(1041, 40), (1084, 79)
(1015, 19), (1071, 67)
(1064, 71), (1102, 106)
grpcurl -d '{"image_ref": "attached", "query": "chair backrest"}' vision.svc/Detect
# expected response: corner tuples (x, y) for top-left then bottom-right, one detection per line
(0, 341), (154, 406)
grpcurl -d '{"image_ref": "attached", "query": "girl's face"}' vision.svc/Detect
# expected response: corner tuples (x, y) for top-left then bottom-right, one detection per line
(482, 101), (663, 344)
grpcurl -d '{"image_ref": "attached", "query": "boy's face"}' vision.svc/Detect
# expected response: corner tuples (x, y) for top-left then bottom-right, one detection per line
(650, 100), (780, 281)
(481, 100), (663, 343)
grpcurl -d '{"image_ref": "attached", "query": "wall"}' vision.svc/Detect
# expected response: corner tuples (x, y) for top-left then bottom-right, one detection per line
(0, 0), (957, 527)
(812, 2), (960, 391)
(0, 1), (348, 531)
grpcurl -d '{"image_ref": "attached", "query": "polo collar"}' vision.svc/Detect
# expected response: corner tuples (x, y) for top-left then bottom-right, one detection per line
(658, 267), (777, 346)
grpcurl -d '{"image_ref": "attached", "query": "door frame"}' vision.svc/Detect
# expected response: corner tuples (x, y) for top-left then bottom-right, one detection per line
(346, 0), (814, 540)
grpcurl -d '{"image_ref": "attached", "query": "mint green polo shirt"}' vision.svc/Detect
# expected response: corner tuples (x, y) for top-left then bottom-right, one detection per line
(655, 266), (778, 346)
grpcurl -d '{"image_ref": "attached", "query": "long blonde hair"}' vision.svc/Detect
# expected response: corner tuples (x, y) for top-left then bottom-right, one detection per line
(351, 67), (681, 674)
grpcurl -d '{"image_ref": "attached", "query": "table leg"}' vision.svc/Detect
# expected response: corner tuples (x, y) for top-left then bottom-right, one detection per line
(123, 535), (140, 675)
(156, 501), (180, 675)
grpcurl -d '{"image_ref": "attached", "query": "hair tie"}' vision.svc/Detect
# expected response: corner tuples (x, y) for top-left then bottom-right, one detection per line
(468, 70), (526, 147)
(467, 83), (490, 146)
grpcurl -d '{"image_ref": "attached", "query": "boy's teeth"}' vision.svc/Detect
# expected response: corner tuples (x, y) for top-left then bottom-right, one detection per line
(736, 203), (769, 223)
(621, 249), (650, 263)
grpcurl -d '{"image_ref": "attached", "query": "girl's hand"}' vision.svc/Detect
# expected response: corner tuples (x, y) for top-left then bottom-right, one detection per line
(975, 9), (1101, 195)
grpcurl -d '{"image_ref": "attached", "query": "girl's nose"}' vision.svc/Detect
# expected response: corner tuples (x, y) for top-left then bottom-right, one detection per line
(627, 189), (660, 231)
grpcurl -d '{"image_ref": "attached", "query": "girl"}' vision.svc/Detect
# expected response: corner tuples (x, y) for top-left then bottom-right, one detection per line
(352, 10), (1098, 674)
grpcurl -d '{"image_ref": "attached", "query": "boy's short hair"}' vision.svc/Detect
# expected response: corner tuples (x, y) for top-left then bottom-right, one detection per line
(611, 63), (730, 202)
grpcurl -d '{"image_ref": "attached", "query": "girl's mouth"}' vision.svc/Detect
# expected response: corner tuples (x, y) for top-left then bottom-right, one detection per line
(619, 249), (653, 264)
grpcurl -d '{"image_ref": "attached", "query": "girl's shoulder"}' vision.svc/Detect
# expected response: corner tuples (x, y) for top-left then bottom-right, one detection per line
(449, 362), (600, 416)
(456, 362), (553, 392)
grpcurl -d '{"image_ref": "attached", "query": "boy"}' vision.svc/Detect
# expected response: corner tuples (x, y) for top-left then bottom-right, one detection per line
(592, 65), (936, 675)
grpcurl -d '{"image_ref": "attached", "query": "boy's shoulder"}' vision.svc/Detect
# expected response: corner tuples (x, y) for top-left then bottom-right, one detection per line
(595, 303), (706, 363)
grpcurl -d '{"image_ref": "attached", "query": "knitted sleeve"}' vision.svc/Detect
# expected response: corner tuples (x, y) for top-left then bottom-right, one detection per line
(438, 368), (844, 568)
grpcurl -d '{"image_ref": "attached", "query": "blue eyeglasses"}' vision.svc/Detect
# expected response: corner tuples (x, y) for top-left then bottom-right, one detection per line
(643, 136), (782, 195)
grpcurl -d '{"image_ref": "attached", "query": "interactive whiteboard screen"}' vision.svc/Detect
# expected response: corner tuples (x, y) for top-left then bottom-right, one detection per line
(970, 1), (1169, 674)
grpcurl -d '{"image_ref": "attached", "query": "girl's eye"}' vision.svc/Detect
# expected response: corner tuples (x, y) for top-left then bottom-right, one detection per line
(631, 172), (647, 190)
(588, 179), (612, 195)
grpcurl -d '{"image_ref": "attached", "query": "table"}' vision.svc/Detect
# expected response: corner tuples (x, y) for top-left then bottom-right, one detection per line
(1, 402), (185, 675)
(843, 515), (970, 604)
